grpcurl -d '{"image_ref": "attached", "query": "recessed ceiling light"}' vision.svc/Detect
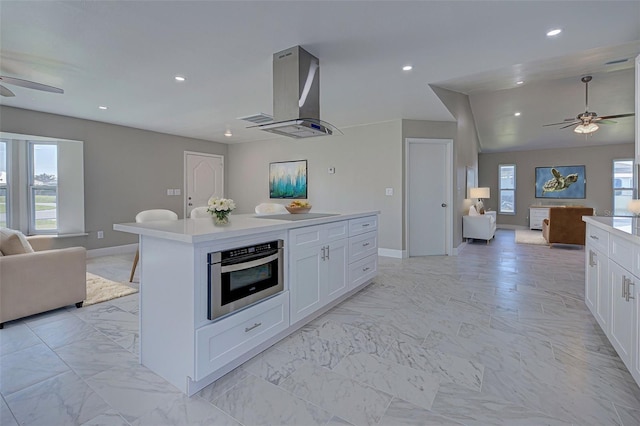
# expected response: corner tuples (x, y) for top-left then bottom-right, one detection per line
(98, 106), (108, 110)
(514, 112), (521, 117)
(402, 65), (413, 71)
(174, 75), (186, 82)
(516, 81), (524, 85)
(224, 130), (232, 137)
(546, 28), (562, 37)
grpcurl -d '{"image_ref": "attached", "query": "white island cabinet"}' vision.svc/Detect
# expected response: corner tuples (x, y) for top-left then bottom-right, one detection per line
(114, 211), (379, 395)
(583, 216), (640, 387)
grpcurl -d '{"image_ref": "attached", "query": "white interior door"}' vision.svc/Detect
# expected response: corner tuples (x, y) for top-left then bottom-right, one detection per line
(185, 152), (224, 217)
(407, 139), (452, 256)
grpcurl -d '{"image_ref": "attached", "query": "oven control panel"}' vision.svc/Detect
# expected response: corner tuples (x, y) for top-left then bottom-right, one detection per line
(208, 240), (284, 265)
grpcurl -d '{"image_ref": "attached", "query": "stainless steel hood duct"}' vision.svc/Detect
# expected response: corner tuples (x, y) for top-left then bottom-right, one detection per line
(254, 46), (337, 138)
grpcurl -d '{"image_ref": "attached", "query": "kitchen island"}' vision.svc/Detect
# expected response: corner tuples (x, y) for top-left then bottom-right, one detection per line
(583, 216), (640, 387)
(114, 211), (379, 395)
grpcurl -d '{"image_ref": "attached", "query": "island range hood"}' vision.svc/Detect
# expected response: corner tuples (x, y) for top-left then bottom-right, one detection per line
(244, 46), (338, 139)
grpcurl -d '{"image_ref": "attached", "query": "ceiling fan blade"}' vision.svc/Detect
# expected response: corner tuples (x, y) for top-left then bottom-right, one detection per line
(598, 113), (635, 120)
(0, 76), (63, 94)
(598, 119), (618, 125)
(544, 121), (578, 127)
(560, 122), (579, 129)
(0, 84), (15, 97)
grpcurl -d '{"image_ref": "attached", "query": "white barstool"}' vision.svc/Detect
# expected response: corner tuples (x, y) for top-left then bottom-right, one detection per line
(129, 209), (178, 282)
(189, 206), (210, 218)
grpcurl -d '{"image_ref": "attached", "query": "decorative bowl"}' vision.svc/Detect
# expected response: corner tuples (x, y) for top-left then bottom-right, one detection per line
(285, 205), (312, 214)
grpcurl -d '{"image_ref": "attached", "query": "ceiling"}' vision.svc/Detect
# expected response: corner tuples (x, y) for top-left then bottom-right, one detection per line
(0, 1), (639, 152)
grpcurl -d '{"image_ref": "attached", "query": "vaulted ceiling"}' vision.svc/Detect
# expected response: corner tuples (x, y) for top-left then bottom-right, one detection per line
(1, 1), (638, 152)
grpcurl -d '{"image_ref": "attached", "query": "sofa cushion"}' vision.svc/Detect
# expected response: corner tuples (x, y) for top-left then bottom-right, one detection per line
(0, 228), (35, 255)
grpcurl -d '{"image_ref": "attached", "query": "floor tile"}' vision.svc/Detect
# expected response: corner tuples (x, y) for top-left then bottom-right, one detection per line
(29, 315), (103, 349)
(0, 343), (70, 396)
(85, 365), (182, 423)
(0, 395), (18, 426)
(279, 362), (392, 426)
(377, 398), (464, 425)
(0, 323), (41, 356)
(241, 346), (305, 385)
(213, 374), (332, 425)
(81, 409), (130, 426)
(615, 403), (640, 426)
(6, 370), (110, 426)
(133, 394), (241, 426)
(332, 352), (440, 410)
(197, 367), (250, 402)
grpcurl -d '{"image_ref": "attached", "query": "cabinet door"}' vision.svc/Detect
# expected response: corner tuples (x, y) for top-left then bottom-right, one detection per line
(609, 260), (634, 367)
(594, 249), (610, 334)
(325, 239), (348, 303)
(633, 276), (640, 386)
(289, 245), (323, 324)
(585, 248), (597, 313)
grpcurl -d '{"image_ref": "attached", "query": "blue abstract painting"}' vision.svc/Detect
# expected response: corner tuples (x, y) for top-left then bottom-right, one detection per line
(270, 160), (307, 199)
(535, 165), (585, 199)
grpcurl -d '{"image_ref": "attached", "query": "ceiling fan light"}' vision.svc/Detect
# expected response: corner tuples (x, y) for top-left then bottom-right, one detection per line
(574, 122), (599, 134)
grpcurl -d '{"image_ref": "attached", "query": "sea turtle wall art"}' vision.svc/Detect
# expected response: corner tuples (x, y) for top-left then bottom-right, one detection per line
(535, 165), (586, 199)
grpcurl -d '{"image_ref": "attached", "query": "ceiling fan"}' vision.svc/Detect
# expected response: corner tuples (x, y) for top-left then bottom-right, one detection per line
(543, 75), (634, 134)
(0, 75), (64, 97)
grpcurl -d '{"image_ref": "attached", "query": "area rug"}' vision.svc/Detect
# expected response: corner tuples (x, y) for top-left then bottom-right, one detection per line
(85, 272), (138, 306)
(515, 229), (548, 245)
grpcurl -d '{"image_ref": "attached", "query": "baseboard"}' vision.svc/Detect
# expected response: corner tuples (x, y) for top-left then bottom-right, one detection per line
(87, 243), (138, 258)
(453, 241), (465, 255)
(378, 248), (406, 258)
(497, 224), (528, 230)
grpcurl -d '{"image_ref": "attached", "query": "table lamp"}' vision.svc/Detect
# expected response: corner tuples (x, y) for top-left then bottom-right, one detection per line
(470, 187), (490, 214)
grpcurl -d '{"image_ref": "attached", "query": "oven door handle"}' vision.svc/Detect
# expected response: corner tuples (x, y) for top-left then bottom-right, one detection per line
(220, 252), (280, 273)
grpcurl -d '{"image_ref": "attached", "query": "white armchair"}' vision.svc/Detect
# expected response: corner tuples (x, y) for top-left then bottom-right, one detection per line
(463, 210), (496, 243)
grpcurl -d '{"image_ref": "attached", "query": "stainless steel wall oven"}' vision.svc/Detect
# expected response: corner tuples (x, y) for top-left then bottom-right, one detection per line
(207, 239), (284, 320)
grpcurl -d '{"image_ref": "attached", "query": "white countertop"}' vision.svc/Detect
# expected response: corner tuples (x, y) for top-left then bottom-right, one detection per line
(114, 211), (379, 244)
(583, 216), (640, 243)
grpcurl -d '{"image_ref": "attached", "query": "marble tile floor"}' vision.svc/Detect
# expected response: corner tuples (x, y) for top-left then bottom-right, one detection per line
(1, 230), (640, 425)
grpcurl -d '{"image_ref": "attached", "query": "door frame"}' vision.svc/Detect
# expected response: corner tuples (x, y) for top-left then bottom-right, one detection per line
(404, 138), (453, 256)
(183, 151), (224, 218)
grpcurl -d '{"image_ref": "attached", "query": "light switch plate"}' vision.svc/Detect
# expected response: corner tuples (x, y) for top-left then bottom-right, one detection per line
(167, 189), (174, 196)
(385, 188), (393, 196)
(174, 189), (181, 196)
(328, 167), (336, 174)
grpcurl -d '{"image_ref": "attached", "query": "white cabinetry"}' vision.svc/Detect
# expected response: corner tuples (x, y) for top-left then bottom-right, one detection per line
(529, 207), (550, 230)
(585, 225), (610, 333)
(289, 221), (349, 324)
(584, 222), (640, 387)
(608, 234), (637, 369)
(195, 292), (289, 381)
(348, 216), (378, 289)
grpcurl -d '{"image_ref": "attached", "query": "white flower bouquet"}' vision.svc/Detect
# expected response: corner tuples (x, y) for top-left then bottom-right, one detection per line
(207, 197), (236, 224)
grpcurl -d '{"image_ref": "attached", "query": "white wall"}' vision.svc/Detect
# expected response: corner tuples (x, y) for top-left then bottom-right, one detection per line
(228, 121), (403, 251)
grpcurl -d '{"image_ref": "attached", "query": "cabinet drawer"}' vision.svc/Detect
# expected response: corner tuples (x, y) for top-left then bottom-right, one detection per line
(349, 254), (377, 289)
(586, 225), (609, 254)
(290, 221), (347, 247)
(610, 234), (633, 271)
(348, 231), (378, 263)
(195, 293), (289, 380)
(349, 216), (378, 237)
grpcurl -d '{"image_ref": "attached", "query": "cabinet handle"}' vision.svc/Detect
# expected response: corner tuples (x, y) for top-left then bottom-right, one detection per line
(245, 322), (262, 333)
(362, 223), (370, 227)
(321, 246), (326, 261)
(362, 267), (370, 272)
(627, 281), (635, 302)
(588, 250), (595, 267)
(622, 276), (627, 299)
(326, 245), (330, 260)
(590, 235), (599, 240)
(362, 242), (370, 247)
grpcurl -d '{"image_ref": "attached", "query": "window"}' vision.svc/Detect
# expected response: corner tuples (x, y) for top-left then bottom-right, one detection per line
(0, 132), (84, 236)
(29, 142), (58, 233)
(499, 164), (516, 214)
(613, 159), (634, 216)
(0, 140), (7, 227)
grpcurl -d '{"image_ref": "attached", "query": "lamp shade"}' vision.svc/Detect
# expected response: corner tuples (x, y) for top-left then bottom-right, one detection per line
(470, 187), (490, 199)
(627, 199), (640, 215)
(574, 122), (599, 134)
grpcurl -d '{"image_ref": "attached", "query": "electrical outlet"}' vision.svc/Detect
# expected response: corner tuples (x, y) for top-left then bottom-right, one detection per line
(97, 231), (104, 239)
(328, 167), (335, 174)
(385, 188), (393, 196)
(167, 189), (174, 196)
